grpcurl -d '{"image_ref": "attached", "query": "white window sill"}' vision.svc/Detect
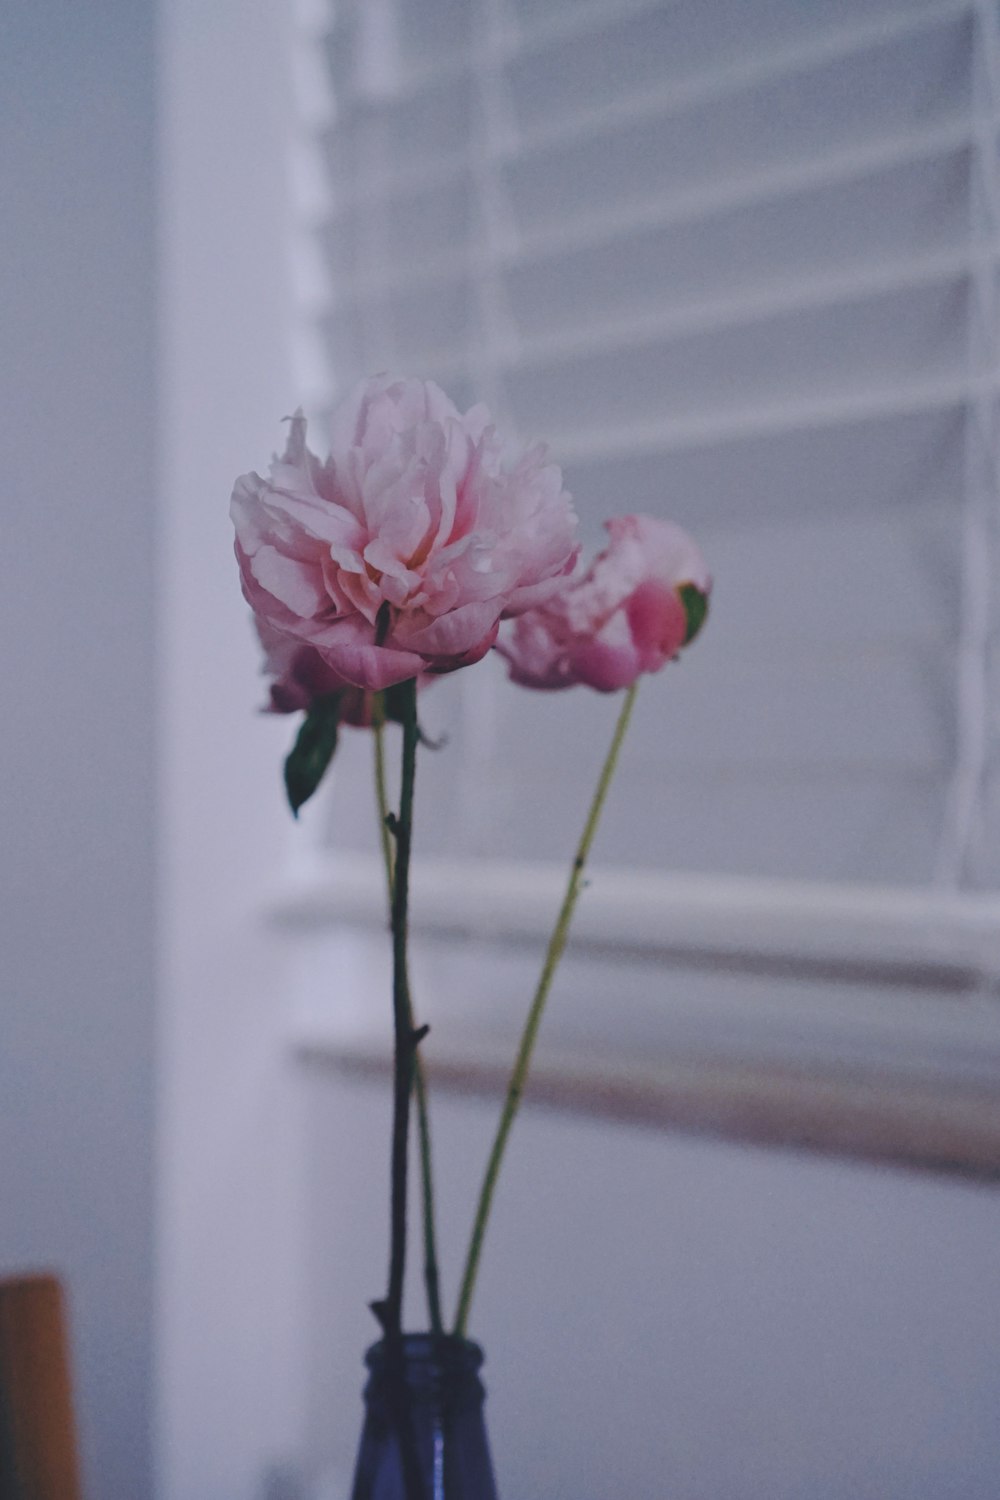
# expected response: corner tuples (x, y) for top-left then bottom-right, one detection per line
(269, 852), (1000, 1181)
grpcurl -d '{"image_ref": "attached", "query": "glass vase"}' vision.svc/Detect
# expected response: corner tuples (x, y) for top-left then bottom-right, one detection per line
(349, 1334), (498, 1500)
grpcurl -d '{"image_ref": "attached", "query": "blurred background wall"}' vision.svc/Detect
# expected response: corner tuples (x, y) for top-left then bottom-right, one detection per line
(0, 2), (156, 1496)
(3, 3), (1000, 1499)
(157, 4), (1000, 1499)
(301, 1076), (1000, 1500)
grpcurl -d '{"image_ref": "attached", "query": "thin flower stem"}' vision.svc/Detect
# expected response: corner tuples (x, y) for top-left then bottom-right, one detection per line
(373, 705), (444, 1336)
(452, 682), (640, 1337)
(381, 684), (429, 1500)
(412, 1060), (444, 1335)
(372, 704), (396, 892)
(384, 678), (419, 1350)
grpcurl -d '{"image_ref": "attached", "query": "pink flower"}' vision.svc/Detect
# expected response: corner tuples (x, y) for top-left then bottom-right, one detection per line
(231, 377), (579, 691)
(498, 515), (710, 692)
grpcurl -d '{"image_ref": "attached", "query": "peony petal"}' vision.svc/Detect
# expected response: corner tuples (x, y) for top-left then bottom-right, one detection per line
(496, 616), (573, 690)
(569, 636), (643, 692)
(318, 632), (426, 691)
(427, 622), (499, 673)
(501, 547), (580, 616)
(626, 579), (688, 670)
(262, 480), (362, 548)
(251, 544), (329, 618)
(607, 515), (711, 593)
(393, 597), (502, 658)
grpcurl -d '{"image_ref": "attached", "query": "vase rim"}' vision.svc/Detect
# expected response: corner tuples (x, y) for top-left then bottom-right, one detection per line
(364, 1332), (485, 1375)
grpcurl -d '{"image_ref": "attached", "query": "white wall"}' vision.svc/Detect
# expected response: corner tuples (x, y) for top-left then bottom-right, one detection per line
(0, 3), (156, 1495)
(157, 2), (312, 1495)
(303, 1075), (1000, 1500)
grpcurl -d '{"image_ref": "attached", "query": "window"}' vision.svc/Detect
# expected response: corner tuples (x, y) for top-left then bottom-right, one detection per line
(277, 0), (1000, 1177)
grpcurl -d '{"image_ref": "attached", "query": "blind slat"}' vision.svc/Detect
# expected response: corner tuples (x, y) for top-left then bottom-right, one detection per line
(323, 124), (983, 309)
(548, 378), (984, 469)
(332, 0), (964, 124)
(563, 407), (965, 526)
(325, 2), (969, 206)
(410, 249), (988, 380)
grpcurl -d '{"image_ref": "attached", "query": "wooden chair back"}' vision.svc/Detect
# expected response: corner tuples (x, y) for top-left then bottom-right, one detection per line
(0, 1274), (82, 1500)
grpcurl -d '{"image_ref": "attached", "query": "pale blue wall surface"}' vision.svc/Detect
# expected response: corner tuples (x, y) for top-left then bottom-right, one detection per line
(0, 4), (156, 1494)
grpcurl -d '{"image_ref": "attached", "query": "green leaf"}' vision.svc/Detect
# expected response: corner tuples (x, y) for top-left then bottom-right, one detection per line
(283, 692), (342, 817)
(678, 583), (709, 646)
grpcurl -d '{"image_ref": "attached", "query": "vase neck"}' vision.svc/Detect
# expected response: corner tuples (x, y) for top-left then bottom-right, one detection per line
(352, 1335), (498, 1500)
(364, 1335), (486, 1407)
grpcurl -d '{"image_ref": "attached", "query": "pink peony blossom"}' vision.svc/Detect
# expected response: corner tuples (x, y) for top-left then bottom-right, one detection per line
(231, 377), (579, 691)
(498, 514), (710, 692)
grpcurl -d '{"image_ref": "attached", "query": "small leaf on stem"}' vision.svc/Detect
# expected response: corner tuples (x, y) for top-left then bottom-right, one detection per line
(678, 582), (709, 645)
(283, 691), (342, 816)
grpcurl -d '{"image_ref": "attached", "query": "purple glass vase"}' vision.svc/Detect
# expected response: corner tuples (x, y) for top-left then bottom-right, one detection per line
(350, 1334), (499, 1500)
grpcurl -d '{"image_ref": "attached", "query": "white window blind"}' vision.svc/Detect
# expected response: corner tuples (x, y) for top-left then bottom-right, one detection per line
(280, 0), (1000, 1175)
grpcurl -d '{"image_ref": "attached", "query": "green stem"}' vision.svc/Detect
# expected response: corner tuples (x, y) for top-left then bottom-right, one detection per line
(373, 704), (444, 1336)
(452, 682), (640, 1337)
(373, 702), (396, 894)
(412, 1059), (444, 1335)
(384, 679), (419, 1349)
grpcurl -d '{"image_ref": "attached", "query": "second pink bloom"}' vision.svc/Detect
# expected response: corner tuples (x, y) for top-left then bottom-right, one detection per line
(499, 514), (710, 692)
